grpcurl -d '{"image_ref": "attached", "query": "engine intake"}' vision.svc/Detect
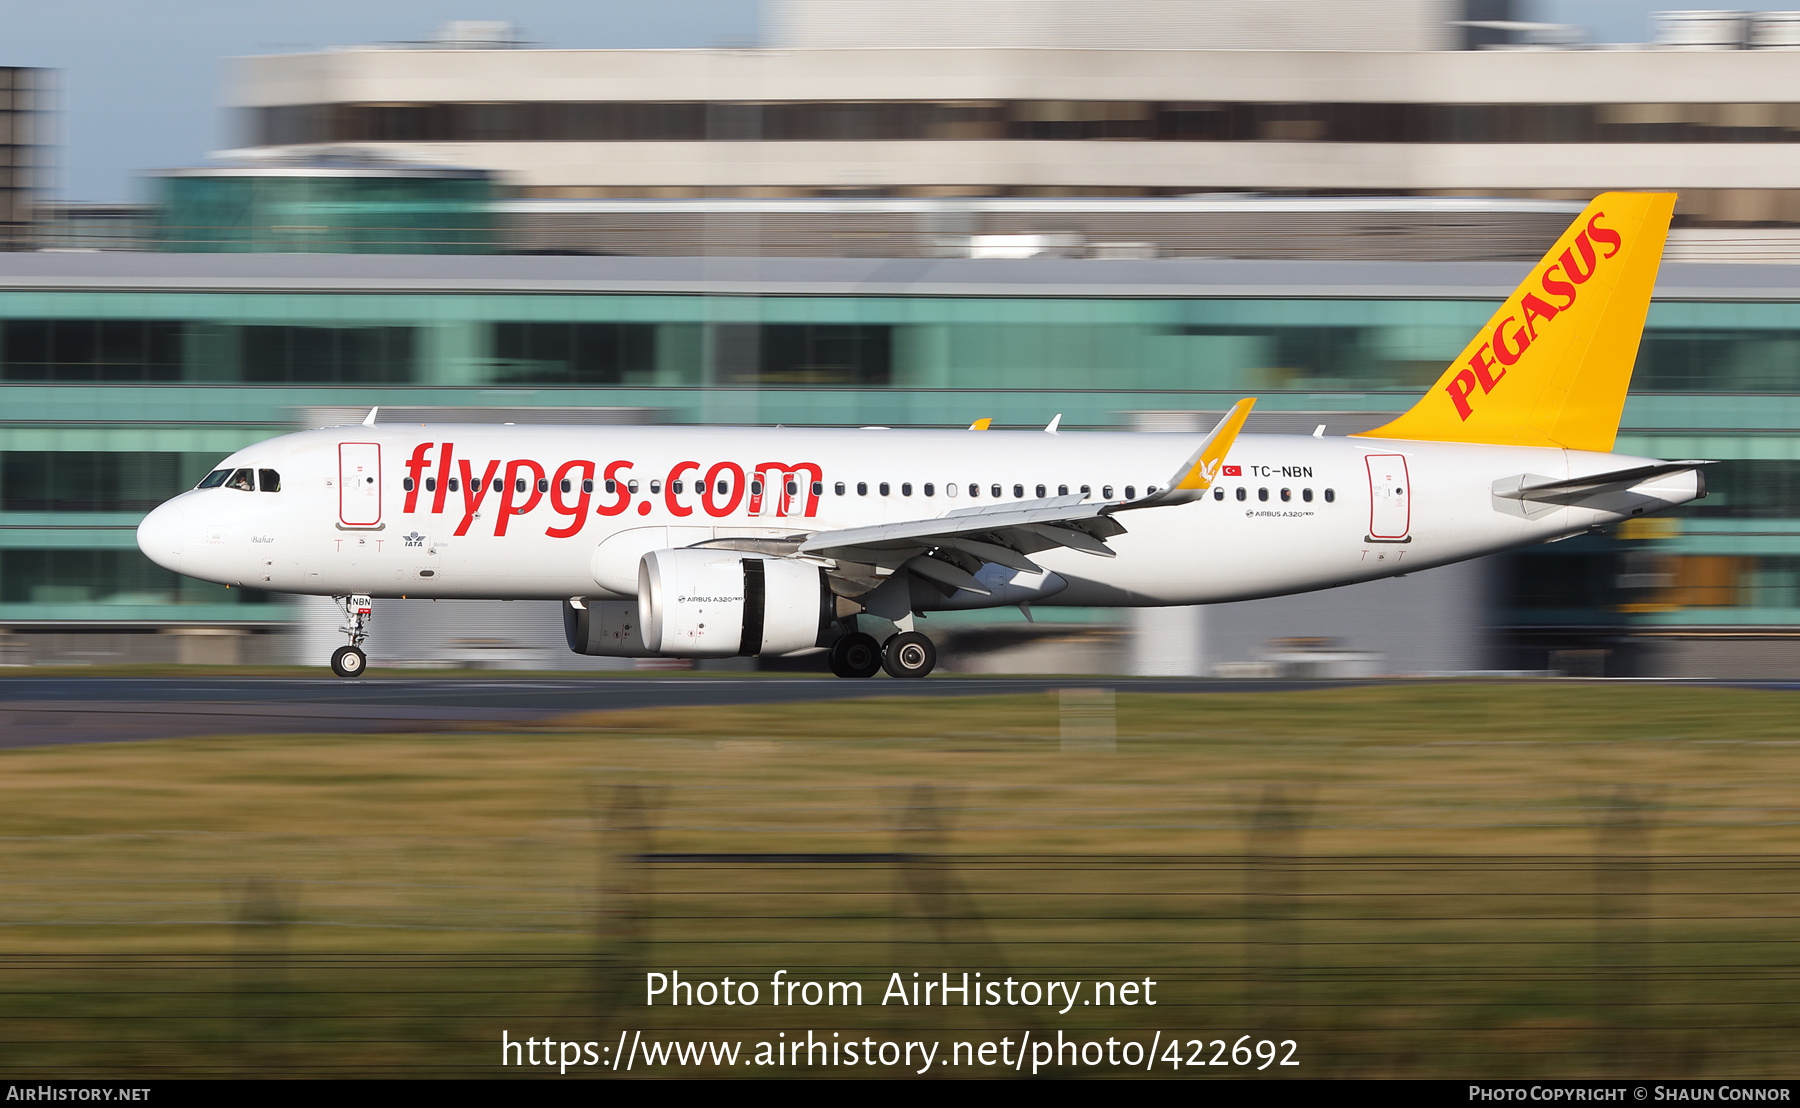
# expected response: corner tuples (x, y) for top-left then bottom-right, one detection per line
(638, 549), (832, 657)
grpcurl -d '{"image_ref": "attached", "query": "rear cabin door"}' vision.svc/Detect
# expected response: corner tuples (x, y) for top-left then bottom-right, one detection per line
(1364, 454), (1411, 541)
(339, 443), (382, 527)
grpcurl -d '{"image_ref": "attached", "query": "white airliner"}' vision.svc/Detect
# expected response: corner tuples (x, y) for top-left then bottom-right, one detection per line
(137, 192), (1704, 679)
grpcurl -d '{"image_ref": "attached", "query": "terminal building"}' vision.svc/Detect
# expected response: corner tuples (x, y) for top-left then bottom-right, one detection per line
(5, 4), (1800, 675)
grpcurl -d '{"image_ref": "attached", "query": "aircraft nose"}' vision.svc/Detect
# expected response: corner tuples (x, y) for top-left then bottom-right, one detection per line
(136, 501), (186, 573)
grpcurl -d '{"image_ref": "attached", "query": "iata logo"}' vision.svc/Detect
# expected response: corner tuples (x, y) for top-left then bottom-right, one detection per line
(1445, 212), (1623, 421)
(403, 531), (425, 548)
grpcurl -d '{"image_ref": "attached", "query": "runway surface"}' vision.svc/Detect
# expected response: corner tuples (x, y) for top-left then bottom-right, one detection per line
(0, 674), (1343, 749)
(3, 673), (1789, 750)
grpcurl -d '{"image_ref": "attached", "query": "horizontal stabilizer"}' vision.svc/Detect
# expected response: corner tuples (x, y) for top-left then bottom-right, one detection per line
(1494, 460), (1713, 505)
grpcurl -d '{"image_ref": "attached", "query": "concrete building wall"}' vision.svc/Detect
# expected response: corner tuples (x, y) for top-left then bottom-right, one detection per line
(770, 0), (1459, 52)
(232, 47), (1800, 109)
(225, 47), (1800, 201)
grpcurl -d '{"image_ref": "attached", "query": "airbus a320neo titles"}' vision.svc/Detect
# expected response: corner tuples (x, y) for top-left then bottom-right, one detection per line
(137, 192), (1704, 679)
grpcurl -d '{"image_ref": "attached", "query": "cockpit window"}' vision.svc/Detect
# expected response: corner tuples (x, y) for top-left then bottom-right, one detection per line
(197, 469), (230, 489)
(225, 468), (255, 492)
(258, 469), (281, 493)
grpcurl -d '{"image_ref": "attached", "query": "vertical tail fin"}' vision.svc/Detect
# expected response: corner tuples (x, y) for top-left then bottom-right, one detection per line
(1355, 192), (1675, 453)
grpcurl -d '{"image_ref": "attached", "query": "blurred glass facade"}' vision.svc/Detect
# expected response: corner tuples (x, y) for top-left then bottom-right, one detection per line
(155, 167), (497, 254)
(0, 254), (1795, 667)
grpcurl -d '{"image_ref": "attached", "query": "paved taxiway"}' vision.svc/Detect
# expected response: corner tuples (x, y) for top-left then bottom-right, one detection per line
(0, 675), (1346, 749)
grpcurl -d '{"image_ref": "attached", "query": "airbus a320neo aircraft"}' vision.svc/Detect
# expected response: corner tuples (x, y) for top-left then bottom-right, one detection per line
(137, 192), (1704, 680)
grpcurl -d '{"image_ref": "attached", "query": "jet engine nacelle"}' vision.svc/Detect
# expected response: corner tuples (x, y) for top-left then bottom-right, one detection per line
(562, 598), (656, 657)
(637, 548), (832, 657)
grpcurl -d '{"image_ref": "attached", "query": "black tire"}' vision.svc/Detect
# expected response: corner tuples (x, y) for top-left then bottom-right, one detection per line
(330, 645), (368, 679)
(881, 631), (936, 679)
(828, 632), (883, 679)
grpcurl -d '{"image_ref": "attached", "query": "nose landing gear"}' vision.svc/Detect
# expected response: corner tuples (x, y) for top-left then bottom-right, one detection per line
(331, 594), (373, 679)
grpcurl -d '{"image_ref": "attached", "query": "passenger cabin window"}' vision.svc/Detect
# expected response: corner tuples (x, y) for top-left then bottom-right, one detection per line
(969, 483), (980, 497)
(560, 479), (572, 494)
(197, 469), (230, 489)
(1302, 488), (1313, 502)
(671, 480), (683, 494)
(1259, 488), (1269, 501)
(649, 480), (661, 494)
(259, 469), (280, 493)
(583, 479), (595, 494)
(1035, 484), (1046, 498)
(1080, 485), (1090, 497)
(786, 481), (797, 496)
(1213, 488), (1223, 500)
(1235, 487), (1245, 501)
(835, 482), (846, 495)
(1125, 486), (1136, 499)
(403, 477), (415, 492)
(1104, 485), (1114, 499)
(923, 483), (935, 497)
(491, 478), (503, 493)
(226, 468), (255, 492)
(605, 479), (617, 494)
(425, 477), (437, 493)
(627, 480), (640, 494)
(857, 482), (868, 496)
(945, 482), (956, 497)
(1324, 488), (1336, 502)
(902, 482), (913, 496)
(879, 482), (890, 496)
(751, 480), (763, 496)
(449, 477), (461, 492)
(991, 484), (1001, 498)
(1280, 488), (1291, 502)
(1058, 484), (1069, 496)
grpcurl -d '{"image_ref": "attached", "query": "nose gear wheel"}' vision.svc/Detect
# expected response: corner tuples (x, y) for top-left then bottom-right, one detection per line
(330, 645), (367, 679)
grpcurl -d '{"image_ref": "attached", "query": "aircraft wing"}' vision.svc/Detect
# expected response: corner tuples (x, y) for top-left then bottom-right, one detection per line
(794, 398), (1258, 576)
(797, 493), (1124, 571)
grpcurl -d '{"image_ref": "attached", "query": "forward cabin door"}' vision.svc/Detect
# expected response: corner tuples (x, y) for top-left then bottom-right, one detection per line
(339, 443), (382, 527)
(1364, 454), (1411, 541)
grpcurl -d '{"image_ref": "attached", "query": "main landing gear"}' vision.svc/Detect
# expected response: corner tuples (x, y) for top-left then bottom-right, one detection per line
(330, 594), (373, 679)
(827, 628), (937, 679)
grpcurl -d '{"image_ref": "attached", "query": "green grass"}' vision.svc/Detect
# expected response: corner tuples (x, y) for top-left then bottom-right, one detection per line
(1, 684), (1796, 1077)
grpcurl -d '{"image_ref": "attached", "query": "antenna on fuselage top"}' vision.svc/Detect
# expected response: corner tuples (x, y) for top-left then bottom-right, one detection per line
(363, 407), (379, 426)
